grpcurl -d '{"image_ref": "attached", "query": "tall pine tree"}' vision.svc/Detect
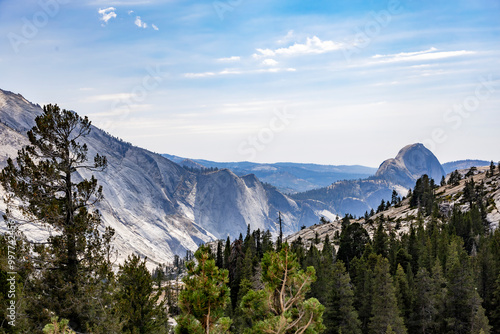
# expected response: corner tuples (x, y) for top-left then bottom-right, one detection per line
(0, 104), (113, 331)
(176, 245), (231, 334)
(324, 260), (361, 334)
(369, 257), (407, 334)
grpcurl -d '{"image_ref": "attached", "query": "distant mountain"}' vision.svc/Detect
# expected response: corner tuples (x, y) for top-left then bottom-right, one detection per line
(287, 165), (500, 249)
(291, 144), (446, 217)
(0, 89), (336, 267)
(375, 143), (445, 188)
(442, 160), (491, 174)
(162, 154), (376, 194)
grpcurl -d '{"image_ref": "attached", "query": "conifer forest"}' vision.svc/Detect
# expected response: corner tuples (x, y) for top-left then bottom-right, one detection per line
(1, 107), (500, 334)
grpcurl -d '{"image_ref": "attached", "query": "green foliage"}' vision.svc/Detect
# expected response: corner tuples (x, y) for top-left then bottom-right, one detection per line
(373, 221), (388, 258)
(448, 170), (462, 186)
(337, 223), (369, 268)
(0, 105), (114, 331)
(368, 257), (407, 334)
(42, 317), (75, 334)
(409, 174), (436, 215)
(444, 237), (491, 333)
(324, 261), (361, 334)
(241, 244), (325, 333)
(393, 264), (412, 328)
(117, 254), (169, 334)
(176, 245), (231, 334)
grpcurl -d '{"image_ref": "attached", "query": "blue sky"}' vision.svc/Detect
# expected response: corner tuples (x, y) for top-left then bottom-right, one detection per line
(1, 0), (499, 166)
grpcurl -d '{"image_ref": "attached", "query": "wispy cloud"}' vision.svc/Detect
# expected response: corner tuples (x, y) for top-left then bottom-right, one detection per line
(135, 16), (147, 28)
(217, 56), (241, 62)
(98, 7), (117, 25)
(254, 36), (343, 58)
(184, 67), (296, 78)
(152, 24), (159, 31)
(372, 47), (476, 63)
(277, 30), (294, 44)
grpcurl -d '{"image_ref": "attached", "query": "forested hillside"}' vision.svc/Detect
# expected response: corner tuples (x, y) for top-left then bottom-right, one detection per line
(1, 103), (499, 333)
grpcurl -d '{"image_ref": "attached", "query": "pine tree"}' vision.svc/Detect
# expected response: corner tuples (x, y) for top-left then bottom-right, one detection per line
(262, 230), (274, 255)
(368, 257), (407, 334)
(393, 264), (412, 328)
(240, 244), (325, 334)
(0, 104), (113, 330)
(412, 267), (437, 333)
(337, 222), (369, 269)
(224, 236), (231, 270)
(373, 221), (388, 258)
(324, 261), (361, 334)
(445, 237), (490, 334)
(117, 254), (169, 334)
(391, 189), (399, 206)
(216, 240), (224, 269)
(490, 273), (500, 331)
(176, 245), (232, 334)
(448, 170), (462, 186)
(277, 212), (283, 251)
(351, 251), (377, 332)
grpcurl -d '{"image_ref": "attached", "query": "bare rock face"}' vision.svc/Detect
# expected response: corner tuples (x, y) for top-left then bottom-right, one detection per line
(290, 143), (447, 218)
(0, 89), (335, 267)
(375, 143), (446, 188)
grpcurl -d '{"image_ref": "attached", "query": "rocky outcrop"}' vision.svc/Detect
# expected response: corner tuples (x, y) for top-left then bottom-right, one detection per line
(375, 143), (446, 188)
(0, 89), (335, 267)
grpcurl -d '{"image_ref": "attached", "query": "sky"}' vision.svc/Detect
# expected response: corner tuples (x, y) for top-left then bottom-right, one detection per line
(0, 0), (499, 167)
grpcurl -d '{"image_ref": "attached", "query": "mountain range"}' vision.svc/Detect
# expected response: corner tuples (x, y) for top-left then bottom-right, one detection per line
(162, 154), (377, 194)
(286, 165), (500, 250)
(0, 88), (494, 266)
(0, 89), (335, 267)
(291, 143), (446, 217)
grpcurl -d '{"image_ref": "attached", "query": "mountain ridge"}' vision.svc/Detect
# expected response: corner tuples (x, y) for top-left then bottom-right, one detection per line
(291, 143), (446, 217)
(162, 153), (377, 194)
(286, 165), (500, 251)
(0, 89), (336, 267)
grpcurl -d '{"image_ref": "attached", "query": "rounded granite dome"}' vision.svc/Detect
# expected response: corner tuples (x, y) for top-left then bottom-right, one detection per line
(375, 143), (445, 188)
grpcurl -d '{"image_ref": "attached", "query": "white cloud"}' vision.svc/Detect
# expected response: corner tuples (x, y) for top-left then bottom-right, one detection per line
(217, 56), (241, 62)
(98, 7), (117, 25)
(254, 36), (343, 58)
(262, 59), (278, 66)
(152, 24), (159, 31)
(184, 67), (295, 78)
(135, 16), (147, 28)
(184, 72), (216, 78)
(372, 48), (476, 63)
(128, 10), (134, 15)
(373, 47), (438, 59)
(277, 30), (294, 44)
(254, 48), (276, 58)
